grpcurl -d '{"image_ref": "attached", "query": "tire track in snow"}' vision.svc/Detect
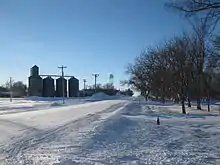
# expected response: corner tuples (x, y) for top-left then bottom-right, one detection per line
(2, 102), (127, 165)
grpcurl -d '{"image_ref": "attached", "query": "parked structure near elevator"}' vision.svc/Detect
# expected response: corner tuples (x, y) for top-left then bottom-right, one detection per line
(28, 65), (79, 97)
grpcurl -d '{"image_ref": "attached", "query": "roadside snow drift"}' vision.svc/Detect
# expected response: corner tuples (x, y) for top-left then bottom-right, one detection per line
(90, 92), (110, 100)
(0, 98), (219, 165)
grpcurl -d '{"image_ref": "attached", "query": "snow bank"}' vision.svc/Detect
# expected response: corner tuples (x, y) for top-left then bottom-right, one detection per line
(0, 99), (49, 114)
(25, 96), (69, 102)
(50, 102), (65, 107)
(89, 92), (133, 101)
(90, 92), (111, 100)
(134, 95), (146, 102)
(86, 103), (220, 165)
(1, 100), (219, 164)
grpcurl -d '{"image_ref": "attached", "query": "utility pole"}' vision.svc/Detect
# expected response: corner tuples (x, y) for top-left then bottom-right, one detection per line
(58, 65), (67, 104)
(83, 79), (87, 97)
(9, 77), (12, 102)
(92, 73), (99, 93)
(83, 79), (87, 90)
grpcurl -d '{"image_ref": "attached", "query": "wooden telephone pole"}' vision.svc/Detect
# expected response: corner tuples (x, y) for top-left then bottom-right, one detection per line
(92, 73), (99, 93)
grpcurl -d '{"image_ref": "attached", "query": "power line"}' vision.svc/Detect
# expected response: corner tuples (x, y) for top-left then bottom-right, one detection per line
(58, 65), (67, 104)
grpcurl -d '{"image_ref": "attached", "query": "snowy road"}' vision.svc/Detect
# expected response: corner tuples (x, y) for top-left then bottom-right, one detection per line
(0, 100), (219, 165)
(0, 100), (128, 165)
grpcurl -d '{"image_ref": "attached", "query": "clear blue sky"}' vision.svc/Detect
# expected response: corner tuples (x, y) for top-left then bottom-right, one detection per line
(0, 0), (188, 89)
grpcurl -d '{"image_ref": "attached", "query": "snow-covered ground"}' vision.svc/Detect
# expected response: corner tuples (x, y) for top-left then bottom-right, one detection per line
(0, 96), (219, 165)
(0, 98), (84, 115)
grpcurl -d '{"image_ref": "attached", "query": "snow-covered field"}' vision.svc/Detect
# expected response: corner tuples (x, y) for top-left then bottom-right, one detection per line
(0, 95), (219, 165)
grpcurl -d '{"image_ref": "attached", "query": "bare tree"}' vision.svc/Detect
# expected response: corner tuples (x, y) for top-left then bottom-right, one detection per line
(125, 35), (196, 113)
(167, 0), (217, 110)
(189, 15), (216, 110)
(166, 0), (220, 19)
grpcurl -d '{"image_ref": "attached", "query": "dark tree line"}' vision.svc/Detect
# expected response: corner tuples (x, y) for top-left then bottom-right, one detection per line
(124, 32), (220, 113)
(0, 81), (27, 97)
(124, 24), (220, 113)
(123, 0), (220, 113)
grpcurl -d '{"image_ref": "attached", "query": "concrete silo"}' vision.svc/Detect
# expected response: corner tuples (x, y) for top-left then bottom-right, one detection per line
(28, 65), (43, 96)
(56, 77), (67, 97)
(68, 77), (79, 97)
(43, 76), (55, 97)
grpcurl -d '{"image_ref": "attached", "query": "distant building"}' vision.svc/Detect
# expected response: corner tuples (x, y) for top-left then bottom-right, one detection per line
(43, 76), (55, 97)
(28, 65), (43, 96)
(68, 77), (79, 97)
(56, 77), (67, 97)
